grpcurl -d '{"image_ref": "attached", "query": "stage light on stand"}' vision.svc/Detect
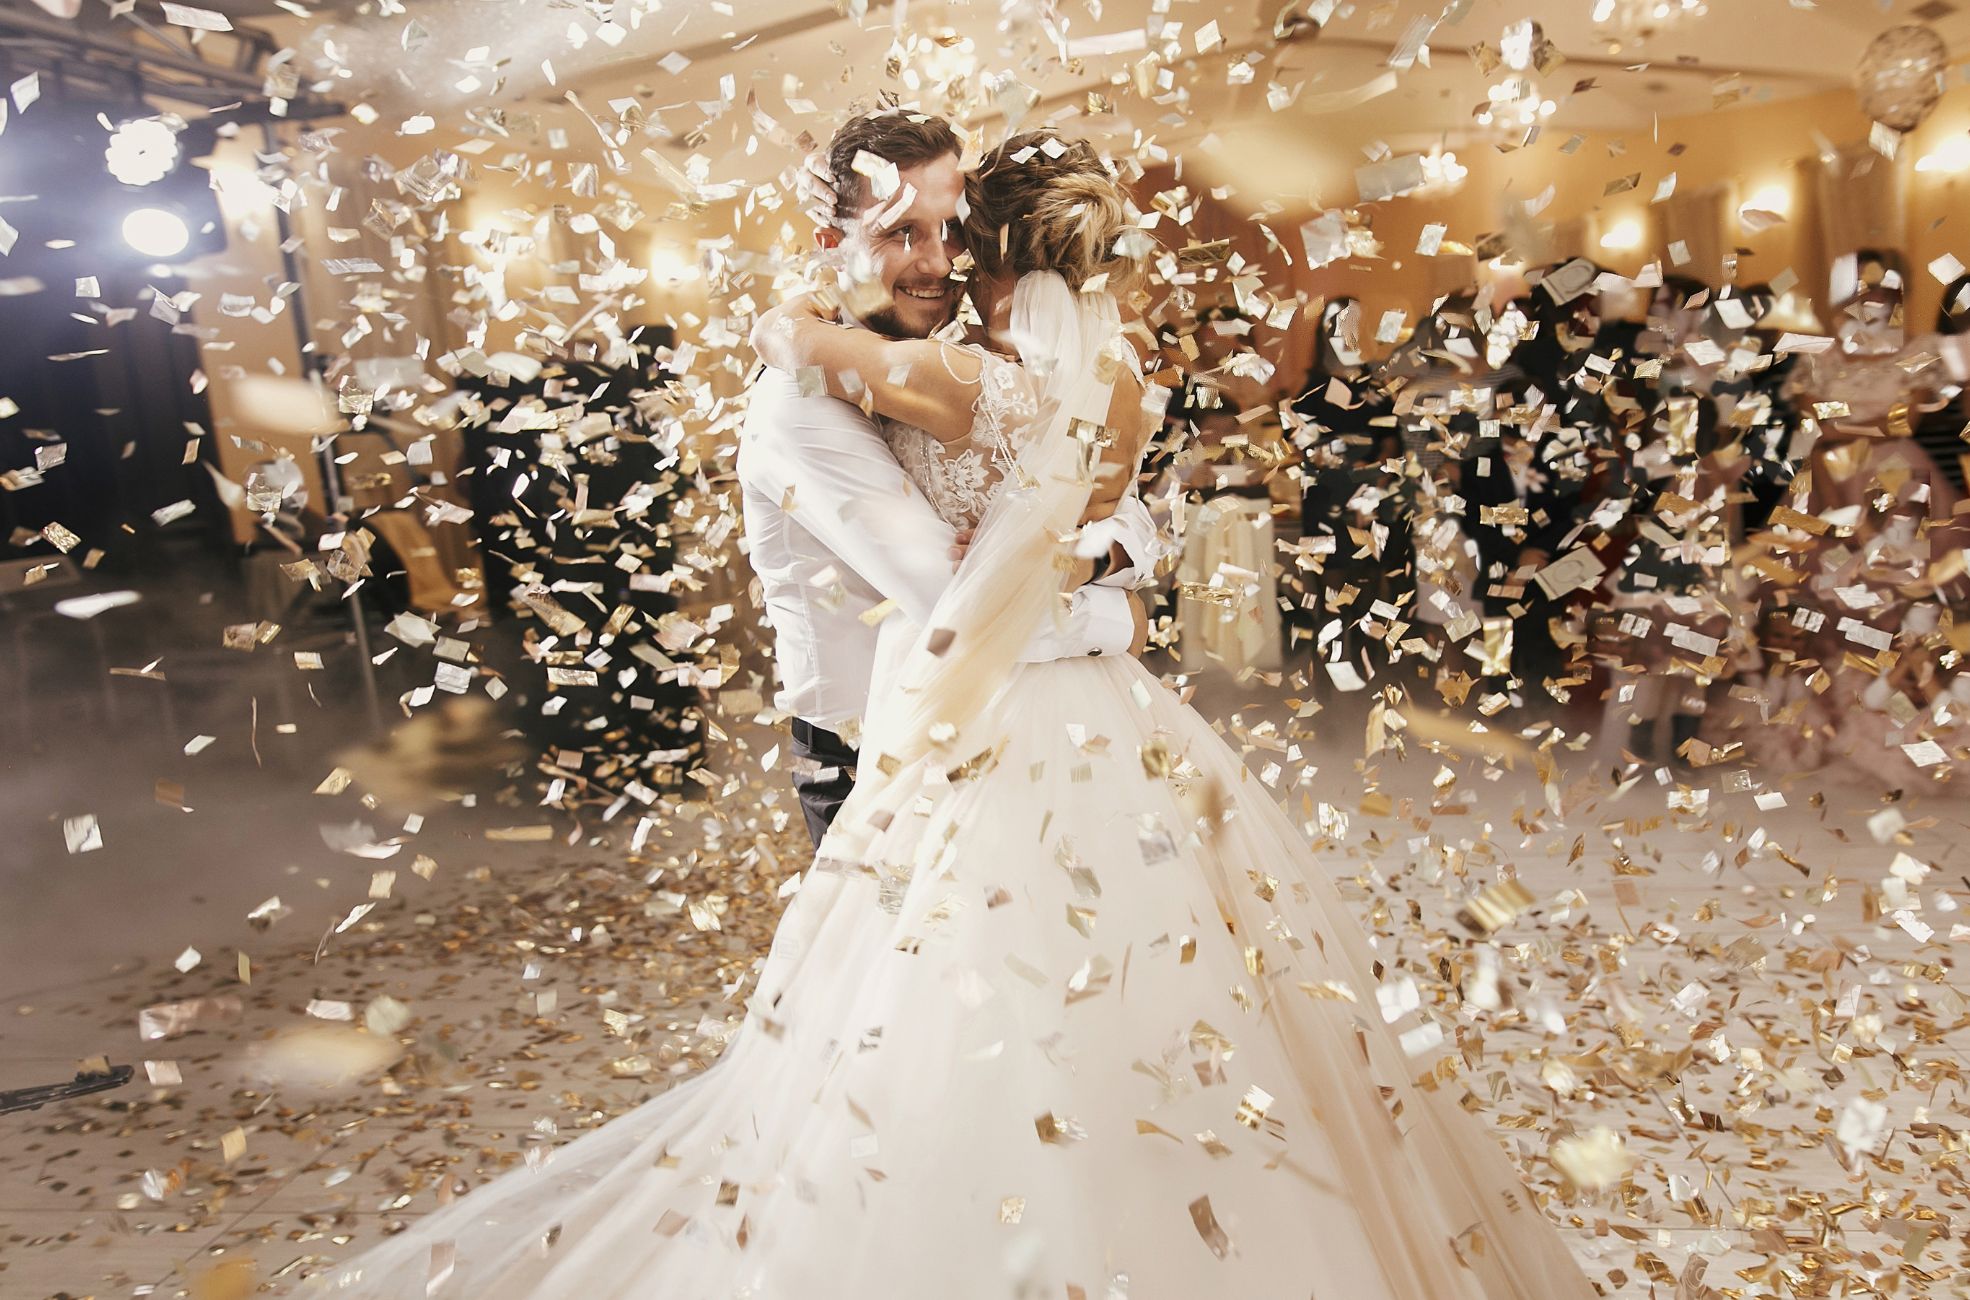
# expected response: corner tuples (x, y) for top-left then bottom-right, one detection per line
(104, 118), (181, 187)
(122, 207), (191, 259)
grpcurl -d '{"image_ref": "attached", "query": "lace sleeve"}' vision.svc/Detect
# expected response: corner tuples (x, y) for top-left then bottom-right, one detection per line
(969, 351), (1045, 471)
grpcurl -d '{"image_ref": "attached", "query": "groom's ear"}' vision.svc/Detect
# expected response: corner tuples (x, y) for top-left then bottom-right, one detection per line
(814, 228), (843, 251)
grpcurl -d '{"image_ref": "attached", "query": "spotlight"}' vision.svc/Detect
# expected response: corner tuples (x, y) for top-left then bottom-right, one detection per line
(121, 207), (191, 259)
(105, 119), (181, 187)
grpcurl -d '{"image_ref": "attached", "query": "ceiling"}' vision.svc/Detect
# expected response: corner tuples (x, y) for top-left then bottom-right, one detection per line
(179, 0), (1970, 203)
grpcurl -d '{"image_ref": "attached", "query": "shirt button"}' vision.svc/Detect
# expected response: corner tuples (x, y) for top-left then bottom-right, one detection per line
(1087, 649), (1101, 657)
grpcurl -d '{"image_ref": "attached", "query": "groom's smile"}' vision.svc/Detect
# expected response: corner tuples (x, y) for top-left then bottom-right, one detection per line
(896, 280), (955, 306)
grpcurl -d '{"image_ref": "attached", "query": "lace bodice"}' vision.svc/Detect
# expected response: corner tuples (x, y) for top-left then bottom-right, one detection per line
(881, 350), (1039, 530)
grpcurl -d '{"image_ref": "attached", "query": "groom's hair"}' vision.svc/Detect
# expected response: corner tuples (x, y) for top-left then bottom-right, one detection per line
(826, 109), (962, 228)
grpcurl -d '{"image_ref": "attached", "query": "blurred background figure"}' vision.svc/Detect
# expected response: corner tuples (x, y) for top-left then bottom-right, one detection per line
(1292, 296), (1399, 684)
(1174, 401), (1285, 676)
(1760, 251), (1970, 782)
(1914, 269), (1970, 496)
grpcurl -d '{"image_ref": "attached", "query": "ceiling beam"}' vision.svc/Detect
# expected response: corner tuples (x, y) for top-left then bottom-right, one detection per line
(0, 4), (268, 91)
(543, 0), (900, 99)
(0, 3), (341, 119)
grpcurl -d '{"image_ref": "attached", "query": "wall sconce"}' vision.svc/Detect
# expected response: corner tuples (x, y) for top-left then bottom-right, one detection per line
(1737, 183), (1790, 232)
(1741, 184), (1790, 216)
(1916, 135), (1970, 174)
(1598, 217), (1644, 251)
(650, 244), (700, 285)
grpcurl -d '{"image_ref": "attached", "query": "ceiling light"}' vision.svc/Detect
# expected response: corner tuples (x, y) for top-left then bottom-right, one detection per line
(1473, 21), (1557, 139)
(1592, 0), (1709, 50)
(1412, 146), (1468, 196)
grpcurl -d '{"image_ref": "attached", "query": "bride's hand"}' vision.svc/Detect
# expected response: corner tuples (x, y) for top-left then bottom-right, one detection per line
(780, 290), (837, 323)
(796, 148), (838, 231)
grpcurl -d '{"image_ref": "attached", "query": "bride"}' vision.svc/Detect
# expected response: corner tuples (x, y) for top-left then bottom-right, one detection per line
(307, 133), (1598, 1299)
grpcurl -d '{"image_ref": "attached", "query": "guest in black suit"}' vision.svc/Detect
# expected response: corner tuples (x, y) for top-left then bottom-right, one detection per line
(1291, 298), (1400, 653)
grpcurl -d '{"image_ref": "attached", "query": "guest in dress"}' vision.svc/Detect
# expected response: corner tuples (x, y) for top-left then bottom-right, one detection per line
(1176, 403), (1284, 675)
(1763, 253), (1967, 785)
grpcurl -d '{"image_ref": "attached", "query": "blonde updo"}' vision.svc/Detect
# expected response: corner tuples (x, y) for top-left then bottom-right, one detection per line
(961, 132), (1141, 295)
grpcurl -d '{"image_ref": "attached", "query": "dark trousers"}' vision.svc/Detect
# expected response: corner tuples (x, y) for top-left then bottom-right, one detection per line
(789, 718), (858, 849)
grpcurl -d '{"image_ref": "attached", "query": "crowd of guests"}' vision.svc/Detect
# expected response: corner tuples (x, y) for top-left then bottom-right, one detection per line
(1159, 249), (1970, 786)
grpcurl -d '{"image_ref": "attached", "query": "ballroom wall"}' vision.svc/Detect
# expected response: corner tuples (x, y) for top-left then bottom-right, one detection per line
(171, 74), (1970, 492)
(1281, 79), (1970, 395)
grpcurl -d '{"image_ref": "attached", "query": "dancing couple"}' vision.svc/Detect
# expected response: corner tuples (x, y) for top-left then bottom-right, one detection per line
(309, 110), (1598, 1299)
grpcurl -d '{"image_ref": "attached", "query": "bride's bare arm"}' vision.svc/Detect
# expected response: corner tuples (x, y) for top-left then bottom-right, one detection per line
(751, 293), (982, 444)
(1052, 370), (1152, 597)
(1080, 370), (1149, 526)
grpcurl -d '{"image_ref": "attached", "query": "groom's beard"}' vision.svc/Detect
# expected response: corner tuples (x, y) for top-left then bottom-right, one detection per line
(863, 277), (958, 339)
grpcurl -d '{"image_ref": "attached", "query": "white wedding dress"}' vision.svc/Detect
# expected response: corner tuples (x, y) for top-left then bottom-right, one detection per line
(305, 275), (1597, 1300)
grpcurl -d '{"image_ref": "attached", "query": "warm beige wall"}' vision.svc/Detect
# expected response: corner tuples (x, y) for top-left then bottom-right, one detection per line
(188, 77), (1970, 470)
(1269, 80), (1970, 377)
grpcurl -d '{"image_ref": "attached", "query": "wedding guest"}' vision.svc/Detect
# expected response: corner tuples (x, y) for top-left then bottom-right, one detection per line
(1176, 402), (1284, 675)
(1292, 297), (1398, 660)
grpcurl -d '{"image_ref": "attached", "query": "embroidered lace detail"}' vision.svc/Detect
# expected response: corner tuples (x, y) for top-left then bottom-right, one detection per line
(881, 350), (1040, 530)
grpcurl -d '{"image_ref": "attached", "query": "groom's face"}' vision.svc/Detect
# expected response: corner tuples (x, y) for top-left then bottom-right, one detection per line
(843, 151), (965, 340)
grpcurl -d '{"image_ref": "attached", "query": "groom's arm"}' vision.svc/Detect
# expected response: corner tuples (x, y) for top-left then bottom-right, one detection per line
(748, 373), (1137, 657)
(1080, 489), (1170, 589)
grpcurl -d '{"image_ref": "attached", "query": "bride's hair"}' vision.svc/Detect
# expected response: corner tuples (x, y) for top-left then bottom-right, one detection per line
(961, 132), (1138, 294)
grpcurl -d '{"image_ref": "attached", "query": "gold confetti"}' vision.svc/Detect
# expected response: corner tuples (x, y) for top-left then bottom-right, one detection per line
(1188, 1195), (1232, 1259)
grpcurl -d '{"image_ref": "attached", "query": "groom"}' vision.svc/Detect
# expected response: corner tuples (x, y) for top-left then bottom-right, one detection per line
(739, 108), (1164, 846)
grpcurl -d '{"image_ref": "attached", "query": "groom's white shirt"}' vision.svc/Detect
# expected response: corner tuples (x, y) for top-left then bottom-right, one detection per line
(739, 366), (1161, 735)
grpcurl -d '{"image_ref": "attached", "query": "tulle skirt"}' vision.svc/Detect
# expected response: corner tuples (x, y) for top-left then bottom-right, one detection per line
(303, 656), (1596, 1300)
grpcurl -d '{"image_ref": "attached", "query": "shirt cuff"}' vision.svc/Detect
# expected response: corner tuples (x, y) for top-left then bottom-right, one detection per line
(1073, 585), (1136, 656)
(1016, 585), (1135, 662)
